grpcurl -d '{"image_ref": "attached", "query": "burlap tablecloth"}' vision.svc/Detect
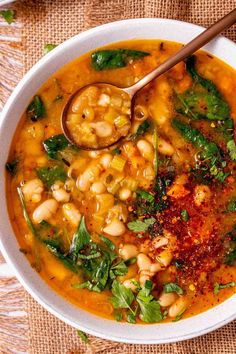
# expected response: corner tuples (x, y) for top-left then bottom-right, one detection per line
(0, 1), (236, 353)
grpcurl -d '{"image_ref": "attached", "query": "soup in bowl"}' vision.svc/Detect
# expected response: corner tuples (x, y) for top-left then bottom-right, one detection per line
(1, 19), (236, 343)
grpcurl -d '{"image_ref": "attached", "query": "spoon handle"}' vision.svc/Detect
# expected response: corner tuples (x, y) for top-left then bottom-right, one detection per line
(125, 8), (236, 96)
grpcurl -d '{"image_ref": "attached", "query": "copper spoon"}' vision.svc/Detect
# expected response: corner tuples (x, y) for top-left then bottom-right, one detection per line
(62, 8), (236, 150)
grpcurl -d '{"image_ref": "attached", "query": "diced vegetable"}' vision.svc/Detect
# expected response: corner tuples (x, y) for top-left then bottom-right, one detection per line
(91, 49), (149, 71)
(27, 95), (46, 121)
(110, 155), (126, 172)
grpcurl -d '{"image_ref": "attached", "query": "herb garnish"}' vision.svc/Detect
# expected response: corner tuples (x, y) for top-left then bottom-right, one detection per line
(164, 282), (184, 295)
(43, 44), (57, 55)
(213, 282), (236, 295)
(77, 330), (89, 343)
(180, 209), (189, 222)
(127, 218), (156, 233)
(0, 9), (15, 24)
(110, 280), (163, 323)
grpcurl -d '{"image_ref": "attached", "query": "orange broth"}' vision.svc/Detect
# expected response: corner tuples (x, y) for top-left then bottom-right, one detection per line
(6, 39), (236, 323)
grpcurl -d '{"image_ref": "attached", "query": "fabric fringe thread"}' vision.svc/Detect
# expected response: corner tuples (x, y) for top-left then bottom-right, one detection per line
(0, 276), (28, 354)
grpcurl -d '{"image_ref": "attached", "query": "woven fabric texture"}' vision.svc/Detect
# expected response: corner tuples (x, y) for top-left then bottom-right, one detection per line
(1, 0), (236, 353)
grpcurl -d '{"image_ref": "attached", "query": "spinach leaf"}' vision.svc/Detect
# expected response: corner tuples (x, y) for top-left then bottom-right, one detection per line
(69, 216), (91, 262)
(136, 282), (163, 323)
(172, 119), (228, 183)
(100, 235), (116, 251)
(44, 44), (57, 55)
(77, 330), (89, 343)
(128, 120), (151, 141)
(110, 280), (134, 309)
(43, 134), (76, 160)
(17, 187), (37, 237)
(127, 217), (156, 233)
(46, 243), (79, 273)
(0, 9), (15, 24)
(213, 282), (235, 295)
(91, 49), (149, 71)
(27, 95), (46, 121)
(163, 282), (184, 295)
(36, 165), (67, 188)
(5, 159), (18, 176)
(172, 119), (221, 160)
(112, 148), (121, 155)
(175, 55), (230, 121)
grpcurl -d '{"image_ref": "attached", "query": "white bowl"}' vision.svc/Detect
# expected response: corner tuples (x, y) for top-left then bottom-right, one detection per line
(0, 18), (235, 344)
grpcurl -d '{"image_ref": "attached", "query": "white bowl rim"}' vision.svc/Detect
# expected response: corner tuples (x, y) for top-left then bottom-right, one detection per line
(0, 17), (235, 345)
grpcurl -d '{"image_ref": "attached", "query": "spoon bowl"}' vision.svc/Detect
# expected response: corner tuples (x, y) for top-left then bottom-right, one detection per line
(61, 8), (236, 150)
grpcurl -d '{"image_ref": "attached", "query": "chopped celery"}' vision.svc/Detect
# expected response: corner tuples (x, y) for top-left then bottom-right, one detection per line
(110, 155), (127, 172)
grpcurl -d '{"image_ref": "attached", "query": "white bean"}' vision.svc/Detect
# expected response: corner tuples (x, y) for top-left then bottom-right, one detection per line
(22, 178), (44, 203)
(33, 199), (58, 223)
(157, 249), (173, 267)
(139, 273), (151, 287)
(92, 121), (113, 138)
(98, 93), (110, 107)
(137, 139), (154, 162)
(158, 138), (175, 156)
(52, 188), (70, 203)
(119, 187), (131, 201)
(168, 297), (188, 318)
(158, 292), (177, 307)
(103, 218), (126, 236)
(52, 182), (70, 203)
(100, 153), (113, 169)
(137, 253), (152, 272)
(62, 203), (81, 226)
(119, 244), (138, 261)
(90, 181), (106, 194)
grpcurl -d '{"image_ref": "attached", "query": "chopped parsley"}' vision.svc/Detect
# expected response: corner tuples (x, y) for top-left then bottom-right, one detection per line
(213, 282), (235, 295)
